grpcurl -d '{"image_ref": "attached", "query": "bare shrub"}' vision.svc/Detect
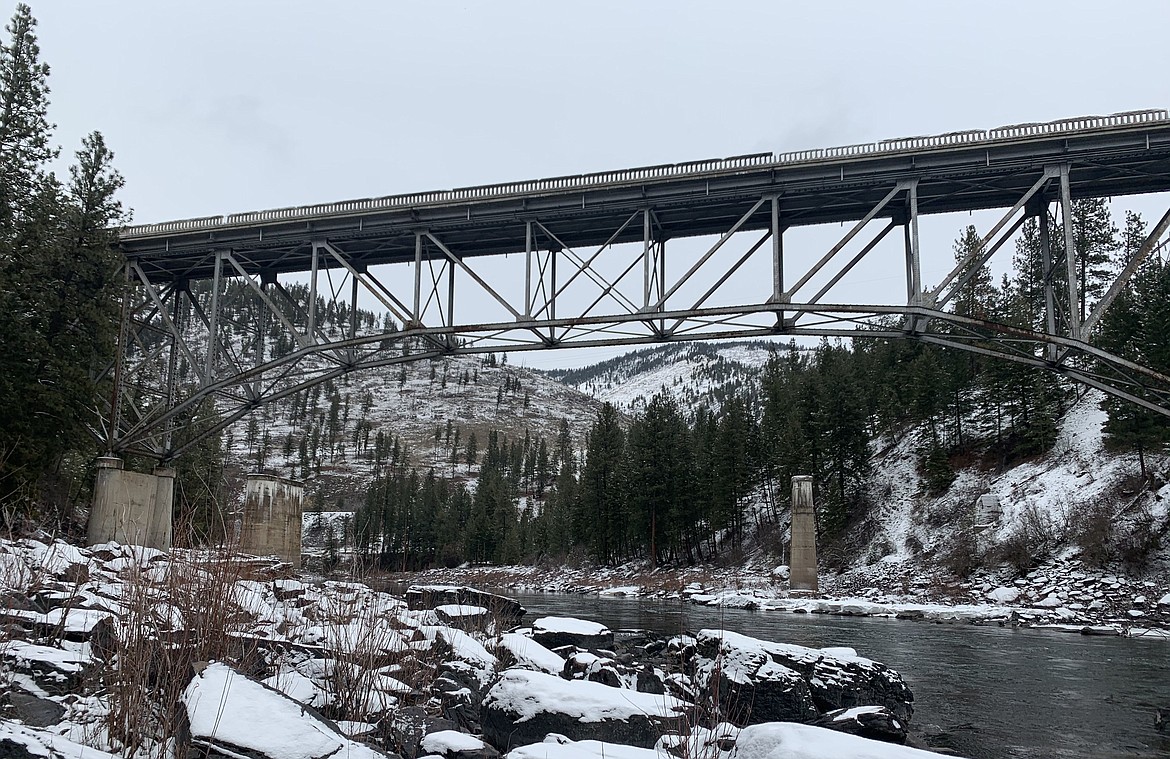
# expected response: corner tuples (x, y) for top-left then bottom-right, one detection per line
(993, 500), (1064, 571)
(1116, 505), (1161, 570)
(1072, 499), (1115, 567)
(941, 528), (979, 578)
(102, 546), (258, 757)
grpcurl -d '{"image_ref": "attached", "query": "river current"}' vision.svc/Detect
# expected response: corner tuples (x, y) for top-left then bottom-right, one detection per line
(509, 592), (1170, 758)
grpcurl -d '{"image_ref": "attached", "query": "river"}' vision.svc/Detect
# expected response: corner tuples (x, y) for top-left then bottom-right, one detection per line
(509, 591), (1170, 759)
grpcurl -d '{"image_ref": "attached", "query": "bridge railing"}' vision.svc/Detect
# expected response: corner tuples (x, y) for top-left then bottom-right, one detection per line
(121, 109), (1170, 240)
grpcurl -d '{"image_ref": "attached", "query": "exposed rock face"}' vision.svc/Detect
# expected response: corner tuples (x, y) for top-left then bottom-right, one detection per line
(382, 706), (461, 759)
(694, 630), (914, 725)
(406, 585), (525, 627)
(480, 669), (689, 751)
(1, 691), (65, 727)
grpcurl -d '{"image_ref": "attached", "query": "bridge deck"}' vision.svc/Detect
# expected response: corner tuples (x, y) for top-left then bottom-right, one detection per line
(121, 110), (1170, 282)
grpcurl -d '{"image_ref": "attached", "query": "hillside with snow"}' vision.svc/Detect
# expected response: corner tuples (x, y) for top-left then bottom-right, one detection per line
(546, 339), (783, 414)
(224, 351), (604, 504)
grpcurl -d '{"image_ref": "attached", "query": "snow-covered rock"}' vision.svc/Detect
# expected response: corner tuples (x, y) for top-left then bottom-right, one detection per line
(182, 662), (389, 759)
(694, 630), (914, 724)
(496, 632), (565, 674)
(506, 735), (661, 759)
(480, 669), (689, 750)
(0, 721), (119, 759)
(530, 616), (613, 650)
(985, 587), (1020, 604)
(811, 705), (909, 745)
(733, 722), (964, 759)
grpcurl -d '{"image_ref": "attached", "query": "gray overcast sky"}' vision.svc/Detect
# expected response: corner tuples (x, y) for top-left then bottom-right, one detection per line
(33, 1), (1170, 224)
(26, 1), (1170, 367)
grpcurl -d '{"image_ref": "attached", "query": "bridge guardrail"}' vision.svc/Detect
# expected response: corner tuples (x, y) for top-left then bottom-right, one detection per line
(121, 109), (1170, 240)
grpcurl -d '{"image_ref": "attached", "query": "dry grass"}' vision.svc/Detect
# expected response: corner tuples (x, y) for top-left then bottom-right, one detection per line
(101, 543), (259, 757)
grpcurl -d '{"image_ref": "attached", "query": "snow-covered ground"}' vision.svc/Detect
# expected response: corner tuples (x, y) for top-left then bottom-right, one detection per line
(0, 535), (956, 759)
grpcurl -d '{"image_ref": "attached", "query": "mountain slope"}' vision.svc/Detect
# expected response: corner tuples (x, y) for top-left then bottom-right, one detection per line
(547, 339), (784, 415)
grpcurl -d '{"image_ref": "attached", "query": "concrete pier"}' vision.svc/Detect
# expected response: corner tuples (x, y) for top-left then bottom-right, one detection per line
(239, 473), (304, 566)
(789, 475), (818, 592)
(87, 457), (174, 550)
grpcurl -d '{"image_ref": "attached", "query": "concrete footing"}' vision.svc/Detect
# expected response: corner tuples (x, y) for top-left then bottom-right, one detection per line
(789, 475), (818, 592)
(239, 473), (304, 566)
(87, 457), (174, 550)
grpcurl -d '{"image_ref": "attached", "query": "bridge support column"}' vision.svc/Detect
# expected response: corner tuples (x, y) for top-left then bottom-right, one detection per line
(239, 473), (304, 566)
(789, 475), (818, 592)
(87, 457), (173, 550)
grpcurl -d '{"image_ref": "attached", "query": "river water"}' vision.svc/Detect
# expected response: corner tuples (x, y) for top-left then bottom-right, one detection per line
(509, 592), (1170, 759)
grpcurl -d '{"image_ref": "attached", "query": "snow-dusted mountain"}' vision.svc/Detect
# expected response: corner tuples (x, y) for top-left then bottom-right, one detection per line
(545, 339), (784, 415)
(226, 352), (603, 502)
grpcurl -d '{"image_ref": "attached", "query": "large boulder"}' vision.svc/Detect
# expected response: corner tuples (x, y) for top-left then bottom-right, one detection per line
(693, 635), (818, 725)
(811, 706), (909, 744)
(381, 706), (461, 758)
(406, 585), (525, 627)
(732, 722), (951, 759)
(183, 662), (396, 759)
(695, 630), (914, 724)
(530, 616), (614, 651)
(480, 668), (689, 751)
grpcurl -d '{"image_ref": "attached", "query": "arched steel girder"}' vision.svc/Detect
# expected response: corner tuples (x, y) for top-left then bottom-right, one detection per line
(99, 299), (1170, 463)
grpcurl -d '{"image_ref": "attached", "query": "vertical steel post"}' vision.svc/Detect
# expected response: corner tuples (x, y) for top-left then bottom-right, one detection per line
(163, 286), (182, 452)
(549, 250), (557, 342)
(413, 233), (423, 324)
(643, 208), (652, 308)
(307, 242), (320, 339)
(658, 238), (667, 334)
(1039, 202), (1058, 357)
(524, 221), (533, 319)
(447, 257), (456, 328)
(1060, 165), (1081, 337)
(906, 181), (922, 305)
(771, 196), (783, 301)
(349, 268), (359, 341)
(204, 251), (222, 384)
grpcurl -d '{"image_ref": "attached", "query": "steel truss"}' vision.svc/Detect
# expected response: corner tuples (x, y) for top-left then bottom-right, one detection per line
(101, 162), (1170, 461)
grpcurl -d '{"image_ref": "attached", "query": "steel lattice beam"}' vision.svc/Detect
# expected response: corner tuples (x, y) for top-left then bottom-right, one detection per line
(100, 112), (1170, 461)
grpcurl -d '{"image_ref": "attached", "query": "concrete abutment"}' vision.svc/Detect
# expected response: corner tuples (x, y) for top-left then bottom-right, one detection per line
(239, 473), (304, 567)
(87, 457), (173, 550)
(789, 475), (818, 592)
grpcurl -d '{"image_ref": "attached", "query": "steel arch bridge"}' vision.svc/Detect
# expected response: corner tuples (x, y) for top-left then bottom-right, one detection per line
(106, 109), (1170, 461)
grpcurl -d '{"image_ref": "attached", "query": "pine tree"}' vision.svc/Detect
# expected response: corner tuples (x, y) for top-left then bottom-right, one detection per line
(1099, 249), (1170, 478)
(0, 5), (124, 522)
(577, 403), (625, 564)
(1071, 198), (1119, 323)
(0, 3), (54, 242)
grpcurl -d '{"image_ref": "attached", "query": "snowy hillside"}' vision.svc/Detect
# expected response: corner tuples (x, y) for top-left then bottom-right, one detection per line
(547, 340), (783, 414)
(859, 390), (1169, 573)
(224, 351), (604, 502)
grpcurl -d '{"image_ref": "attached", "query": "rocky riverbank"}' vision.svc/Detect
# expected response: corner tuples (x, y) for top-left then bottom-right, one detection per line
(396, 551), (1170, 637)
(2, 536), (958, 758)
